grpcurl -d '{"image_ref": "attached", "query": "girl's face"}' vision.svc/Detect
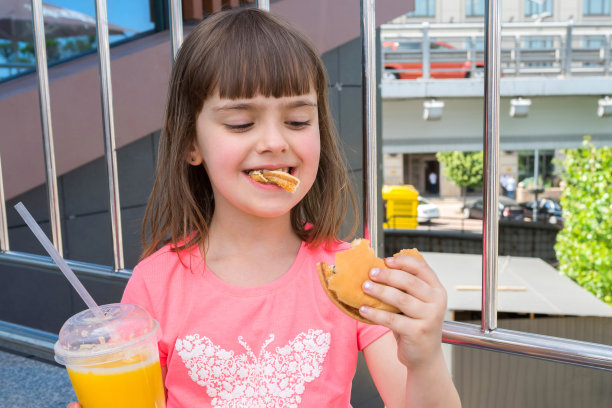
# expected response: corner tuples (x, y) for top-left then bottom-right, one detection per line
(190, 91), (320, 219)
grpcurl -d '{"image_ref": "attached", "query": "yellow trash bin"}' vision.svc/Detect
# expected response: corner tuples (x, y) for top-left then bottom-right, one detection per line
(382, 185), (419, 229)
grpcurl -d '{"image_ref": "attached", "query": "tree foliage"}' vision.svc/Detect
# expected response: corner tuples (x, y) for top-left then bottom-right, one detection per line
(555, 138), (612, 305)
(436, 151), (483, 202)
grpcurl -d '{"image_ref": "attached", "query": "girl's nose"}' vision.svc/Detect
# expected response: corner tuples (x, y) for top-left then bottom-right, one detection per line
(256, 125), (289, 154)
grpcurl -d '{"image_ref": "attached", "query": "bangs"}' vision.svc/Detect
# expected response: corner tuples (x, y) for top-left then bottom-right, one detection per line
(203, 10), (321, 99)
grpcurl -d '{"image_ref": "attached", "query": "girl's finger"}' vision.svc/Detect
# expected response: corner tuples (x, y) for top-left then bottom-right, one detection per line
(385, 255), (443, 287)
(359, 304), (414, 333)
(369, 267), (434, 303)
(363, 280), (427, 319)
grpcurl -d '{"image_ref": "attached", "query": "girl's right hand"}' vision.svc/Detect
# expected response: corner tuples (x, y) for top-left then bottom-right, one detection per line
(67, 403), (80, 408)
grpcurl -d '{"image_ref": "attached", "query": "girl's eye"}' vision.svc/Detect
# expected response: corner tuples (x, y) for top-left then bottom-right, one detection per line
(287, 121), (311, 129)
(225, 123), (253, 131)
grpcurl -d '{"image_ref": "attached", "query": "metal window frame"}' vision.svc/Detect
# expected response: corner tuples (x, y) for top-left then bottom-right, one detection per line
(0, 0), (610, 372)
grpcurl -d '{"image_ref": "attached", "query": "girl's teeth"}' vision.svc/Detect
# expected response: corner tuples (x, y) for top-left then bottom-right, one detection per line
(262, 168), (289, 173)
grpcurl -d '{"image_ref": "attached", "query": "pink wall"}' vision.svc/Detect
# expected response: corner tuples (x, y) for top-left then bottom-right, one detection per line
(0, 1), (413, 200)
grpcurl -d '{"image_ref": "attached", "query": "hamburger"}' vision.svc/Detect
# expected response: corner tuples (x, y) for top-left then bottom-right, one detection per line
(317, 239), (424, 324)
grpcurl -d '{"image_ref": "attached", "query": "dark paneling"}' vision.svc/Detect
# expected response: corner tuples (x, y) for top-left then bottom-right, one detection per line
(0, 264), (73, 333)
(117, 135), (156, 208)
(121, 205), (147, 269)
(6, 184), (53, 228)
(61, 156), (109, 216)
(64, 212), (113, 266)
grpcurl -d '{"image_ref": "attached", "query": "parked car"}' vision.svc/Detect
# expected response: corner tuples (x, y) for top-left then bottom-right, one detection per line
(382, 40), (484, 80)
(463, 196), (524, 221)
(520, 198), (564, 226)
(417, 196), (440, 223)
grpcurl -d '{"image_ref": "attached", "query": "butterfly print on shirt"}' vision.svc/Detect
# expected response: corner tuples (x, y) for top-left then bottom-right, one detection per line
(175, 329), (331, 407)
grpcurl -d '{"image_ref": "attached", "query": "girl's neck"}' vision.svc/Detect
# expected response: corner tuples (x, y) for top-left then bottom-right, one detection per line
(203, 210), (302, 286)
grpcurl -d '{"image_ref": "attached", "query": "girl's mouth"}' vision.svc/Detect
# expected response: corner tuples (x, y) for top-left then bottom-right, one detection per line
(246, 169), (300, 192)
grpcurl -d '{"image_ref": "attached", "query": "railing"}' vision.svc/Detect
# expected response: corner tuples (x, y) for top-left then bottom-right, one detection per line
(0, 0), (611, 375)
(382, 21), (612, 79)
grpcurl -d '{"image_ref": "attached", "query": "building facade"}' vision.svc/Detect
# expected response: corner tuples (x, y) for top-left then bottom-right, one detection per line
(382, 0), (612, 198)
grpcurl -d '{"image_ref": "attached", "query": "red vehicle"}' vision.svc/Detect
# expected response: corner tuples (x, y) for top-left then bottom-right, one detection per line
(383, 40), (484, 79)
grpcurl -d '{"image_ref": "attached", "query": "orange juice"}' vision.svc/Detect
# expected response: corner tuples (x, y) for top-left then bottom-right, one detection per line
(55, 304), (165, 408)
(67, 354), (165, 408)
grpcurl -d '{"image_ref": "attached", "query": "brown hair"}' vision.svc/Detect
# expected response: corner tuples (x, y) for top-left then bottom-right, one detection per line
(142, 8), (357, 258)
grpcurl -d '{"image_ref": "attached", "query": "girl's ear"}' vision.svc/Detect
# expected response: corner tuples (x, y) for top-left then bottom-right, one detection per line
(187, 142), (204, 166)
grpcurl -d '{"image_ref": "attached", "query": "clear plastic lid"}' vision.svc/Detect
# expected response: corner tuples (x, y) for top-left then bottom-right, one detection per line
(54, 303), (159, 366)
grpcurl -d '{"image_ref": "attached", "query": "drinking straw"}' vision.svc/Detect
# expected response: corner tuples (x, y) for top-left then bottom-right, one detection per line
(14, 202), (105, 320)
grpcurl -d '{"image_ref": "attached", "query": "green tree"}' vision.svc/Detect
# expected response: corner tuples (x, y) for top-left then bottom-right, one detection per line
(555, 138), (612, 305)
(20, 38), (62, 62)
(436, 151), (483, 205)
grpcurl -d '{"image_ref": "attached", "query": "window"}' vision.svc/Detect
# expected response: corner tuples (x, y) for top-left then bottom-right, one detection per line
(466, 0), (485, 17)
(584, 36), (605, 48)
(407, 0), (436, 17)
(0, 0), (161, 83)
(583, 0), (611, 15)
(525, 0), (553, 17)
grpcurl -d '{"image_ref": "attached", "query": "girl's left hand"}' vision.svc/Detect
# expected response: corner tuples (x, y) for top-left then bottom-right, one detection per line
(359, 254), (447, 369)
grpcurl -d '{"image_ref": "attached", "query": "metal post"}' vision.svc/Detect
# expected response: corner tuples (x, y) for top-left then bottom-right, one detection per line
(470, 36), (477, 78)
(30, 0), (63, 256)
(361, 0), (378, 254)
(257, 1), (270, 11)
(169, 0), (184, 62)
(94, 0), (124, 271)
(422, 22), (430, 79)
(515, 35), (521, 77)
(443, 321), (612, 371)
(482, 0), (501, 333)
(533, 149), (540, 222)
(564, 20), (573, 76)
(0, 155), (8, 252)
(604, 34), (611, 76)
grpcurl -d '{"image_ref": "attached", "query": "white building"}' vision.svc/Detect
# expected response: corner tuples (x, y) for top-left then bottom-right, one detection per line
(381, 0), (612, 198)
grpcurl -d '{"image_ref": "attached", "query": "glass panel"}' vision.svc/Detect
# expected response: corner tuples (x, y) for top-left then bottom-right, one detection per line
(407, 0), (436, 18)
(0, 0), (161, 82)
(583, 0), (611, 16)
(525, 0), (553, 16)
(466, 0), (485, 17)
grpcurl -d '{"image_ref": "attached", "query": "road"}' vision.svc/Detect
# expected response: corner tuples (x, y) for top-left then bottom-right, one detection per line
(417, 197), (483, 233)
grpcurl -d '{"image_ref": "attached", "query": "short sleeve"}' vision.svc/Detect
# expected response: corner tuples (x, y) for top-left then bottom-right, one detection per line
(121, 266), (168, 366)
(356, 321), (390, 351)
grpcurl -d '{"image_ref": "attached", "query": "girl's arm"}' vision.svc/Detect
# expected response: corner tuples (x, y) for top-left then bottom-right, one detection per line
(363, 332), (460, 407)
(360, 255), (461, 408)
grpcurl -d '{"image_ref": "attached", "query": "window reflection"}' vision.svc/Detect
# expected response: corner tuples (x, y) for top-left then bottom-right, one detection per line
(0, 0), (160, 82)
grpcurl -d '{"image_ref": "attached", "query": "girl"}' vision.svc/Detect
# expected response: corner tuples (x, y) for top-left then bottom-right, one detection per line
(70, 8), (460, 408)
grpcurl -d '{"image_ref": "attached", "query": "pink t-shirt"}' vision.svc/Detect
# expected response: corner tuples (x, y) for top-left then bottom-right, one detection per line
(122, 240), (389, 407)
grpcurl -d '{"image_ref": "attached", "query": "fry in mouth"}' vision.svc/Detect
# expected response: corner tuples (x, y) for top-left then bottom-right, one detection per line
(248, 170), (300, 193)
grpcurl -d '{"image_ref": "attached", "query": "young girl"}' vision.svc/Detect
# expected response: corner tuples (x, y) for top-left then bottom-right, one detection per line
(70, 8), (460, 408)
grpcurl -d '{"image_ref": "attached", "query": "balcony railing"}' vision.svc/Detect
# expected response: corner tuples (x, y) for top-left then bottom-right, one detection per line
(382, 21), (612, 79)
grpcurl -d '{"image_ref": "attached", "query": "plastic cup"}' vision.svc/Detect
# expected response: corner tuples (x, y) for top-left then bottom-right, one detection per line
(54, 303), (166, 408)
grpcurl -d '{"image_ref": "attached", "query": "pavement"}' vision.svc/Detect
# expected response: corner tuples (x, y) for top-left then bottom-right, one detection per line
(0, 349), (76, 408)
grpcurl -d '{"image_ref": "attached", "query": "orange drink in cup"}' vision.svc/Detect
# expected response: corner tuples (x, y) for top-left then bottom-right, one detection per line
(55, 303), (166, 408)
